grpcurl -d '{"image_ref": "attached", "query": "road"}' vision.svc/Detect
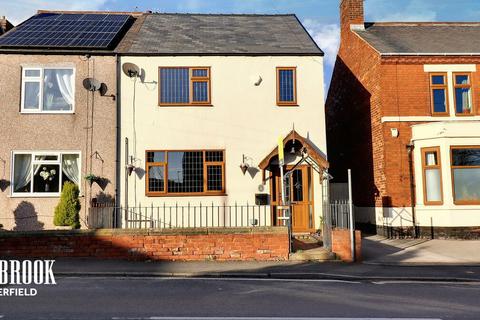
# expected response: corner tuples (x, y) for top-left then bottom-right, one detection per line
(0, 277), (479, 319)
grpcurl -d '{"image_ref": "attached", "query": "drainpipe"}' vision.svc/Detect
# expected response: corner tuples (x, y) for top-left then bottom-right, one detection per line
(406, 143), (417, 238)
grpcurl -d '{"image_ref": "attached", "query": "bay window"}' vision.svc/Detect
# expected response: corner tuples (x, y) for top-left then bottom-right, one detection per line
(12, 152), (80, 196)
(146, 150), (225, 196)
(451, 147), (480, 204)
(21, 67), (75, 113)
(422, 147), (443, 205)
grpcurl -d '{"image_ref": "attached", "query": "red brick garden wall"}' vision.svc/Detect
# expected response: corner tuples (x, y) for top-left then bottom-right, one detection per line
(0, 227), (289, 261)
(332, 229), (362, 262)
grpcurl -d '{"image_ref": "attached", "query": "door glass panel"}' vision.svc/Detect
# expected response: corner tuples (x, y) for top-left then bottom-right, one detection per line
(292, 169), (303, 202)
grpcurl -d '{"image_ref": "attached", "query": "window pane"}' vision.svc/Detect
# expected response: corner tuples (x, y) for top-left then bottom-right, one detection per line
(167, 151), (203, 193)
(33, 164), (60, 193)
(192, 69), (208, 77)
(453, 168), (480, 202)
(13, 154), (32, 193)
(431, 75), (445, 85)
(160, 68), (189, 104)
(455, 75), (469, 85)
(452, 148), (480, 166)
(207, 165), (223, 191)
(35, 155), (58, 161)
(148, 166), (165, 192)
(24, 82), (40, 109)
(455, 88), (472, 113)
(425, 151), (438, 166)
(205, 151), (223, 162)
(432, 89), (446, 113)
(25, 69), (40, 77)
(192, 81), (208, 102)
(279, 69), (294, 102)
(292, 169), (303, 202)
(147, 151), (165, 163)
(425, 168), (441, 202)
(43, 69), (74, 111)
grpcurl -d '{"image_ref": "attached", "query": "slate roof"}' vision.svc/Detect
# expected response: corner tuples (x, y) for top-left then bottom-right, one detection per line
(121, 13), (323, 55)
(355, 23), (480, 55)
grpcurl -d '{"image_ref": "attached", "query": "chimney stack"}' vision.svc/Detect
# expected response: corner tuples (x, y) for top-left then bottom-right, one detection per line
(0, 16), (14, 35)
(340, 0), (365, 33)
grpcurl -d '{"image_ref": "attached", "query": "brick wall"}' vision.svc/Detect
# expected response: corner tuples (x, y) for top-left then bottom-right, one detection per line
(326, 3), (385, 208)
(331, 229), (362, 262)
(0, 227), (289, 261)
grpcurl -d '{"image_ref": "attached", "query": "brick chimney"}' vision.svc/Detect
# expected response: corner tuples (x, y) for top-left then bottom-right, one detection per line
(340, 0), (364, 33)
(0, 16), (14, 35)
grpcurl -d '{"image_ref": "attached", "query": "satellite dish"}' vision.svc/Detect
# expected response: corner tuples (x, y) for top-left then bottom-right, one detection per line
(122, 62), (141, 78)
(99, 83), (108, 96)
(82, 78), (101, 91)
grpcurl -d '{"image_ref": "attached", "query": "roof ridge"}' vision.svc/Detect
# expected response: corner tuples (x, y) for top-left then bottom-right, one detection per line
(367, 21), (480, 27)
(145, 12), (296, 17)
(36, 10), (143, 16)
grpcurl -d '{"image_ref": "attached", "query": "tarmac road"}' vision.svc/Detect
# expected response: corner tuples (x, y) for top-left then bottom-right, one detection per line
(0, 277), (479, 320)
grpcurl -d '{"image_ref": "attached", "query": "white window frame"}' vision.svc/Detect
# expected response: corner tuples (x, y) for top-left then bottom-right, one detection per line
(21, 67), (76, 114)
(11, 151), (81, 197)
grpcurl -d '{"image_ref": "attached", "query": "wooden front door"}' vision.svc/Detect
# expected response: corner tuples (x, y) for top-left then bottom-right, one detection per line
(269, 166), (314, 232)
(289, 166), (314, 232)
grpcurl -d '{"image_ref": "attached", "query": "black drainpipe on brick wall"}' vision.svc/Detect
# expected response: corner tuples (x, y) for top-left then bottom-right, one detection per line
(406, 143), (417, 238)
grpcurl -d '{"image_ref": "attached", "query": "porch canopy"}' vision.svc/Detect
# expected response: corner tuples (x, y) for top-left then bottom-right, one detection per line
(258, 129), (329, 174)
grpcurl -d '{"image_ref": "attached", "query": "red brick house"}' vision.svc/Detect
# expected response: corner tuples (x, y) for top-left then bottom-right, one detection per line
(326, 0), (480, 238)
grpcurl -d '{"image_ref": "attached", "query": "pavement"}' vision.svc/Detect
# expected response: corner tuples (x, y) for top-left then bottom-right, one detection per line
(7, 233), (479, 282)
(362, 234), (480, 265)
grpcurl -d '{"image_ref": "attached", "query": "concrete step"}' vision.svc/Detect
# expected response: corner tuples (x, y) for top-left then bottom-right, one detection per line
(289, 247), (337, 261)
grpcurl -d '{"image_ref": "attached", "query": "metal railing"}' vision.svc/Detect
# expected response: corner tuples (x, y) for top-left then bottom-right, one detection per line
(121, 203), (272, 229)
(328, 199), (351, 229)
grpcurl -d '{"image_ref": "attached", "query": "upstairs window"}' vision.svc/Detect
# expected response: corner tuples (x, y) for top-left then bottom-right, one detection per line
(277, 67), (297, 106)
(21, 68), (74, 113)
(146, 150), (225, 196)
(430, 73), (448, 115)
(453, 73), (473, 115)
(451, 147), (480, 204)
(422, 147), (443, 205)
(159, 67), (211, 106)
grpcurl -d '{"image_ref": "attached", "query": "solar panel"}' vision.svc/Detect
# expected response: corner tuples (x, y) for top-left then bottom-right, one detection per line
(0, 13), (132, 49)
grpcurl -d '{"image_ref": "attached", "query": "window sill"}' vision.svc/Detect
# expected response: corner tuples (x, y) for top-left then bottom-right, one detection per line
(10, 193), (61, 198)
(277, 104), (299, 107)
(20, 111), (75, 114)
(146, 192), (227, 197)
(453, 201), (480, 205)
(158, 104), (213, 107)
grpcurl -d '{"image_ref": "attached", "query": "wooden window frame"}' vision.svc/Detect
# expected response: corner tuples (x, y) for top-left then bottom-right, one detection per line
(453, 72), (474, 116)
(429, 72), (449, 116)
(450, 146), (480, 205)
(276, 67), (298, 106)
(145, 149), (225, 197)
(421, 147), (443, 205)
(158, 67), (212, 107)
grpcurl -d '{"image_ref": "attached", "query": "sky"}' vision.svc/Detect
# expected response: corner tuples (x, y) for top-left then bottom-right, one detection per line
(2, 0), (480, 90)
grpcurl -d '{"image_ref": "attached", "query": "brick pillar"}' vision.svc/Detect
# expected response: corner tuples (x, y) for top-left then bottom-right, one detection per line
(340, 0), (364, 34)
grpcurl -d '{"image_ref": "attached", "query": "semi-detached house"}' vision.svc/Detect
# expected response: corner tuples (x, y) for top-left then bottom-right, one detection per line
(117, 13), (329, 232)
(327, 0), (480, 238)
(0, 11), (139, 230)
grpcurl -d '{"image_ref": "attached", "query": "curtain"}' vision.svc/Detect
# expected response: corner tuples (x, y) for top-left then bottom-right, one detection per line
(62, 154), (80, 185)
(462, 89), (470, 113)
(13, 154), (32, 192)
(55, 69), (74, 107)
(426, 153), (436, 166)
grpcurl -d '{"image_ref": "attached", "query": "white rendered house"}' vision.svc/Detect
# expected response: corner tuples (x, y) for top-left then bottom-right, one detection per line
(117, 13), (328, 232)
